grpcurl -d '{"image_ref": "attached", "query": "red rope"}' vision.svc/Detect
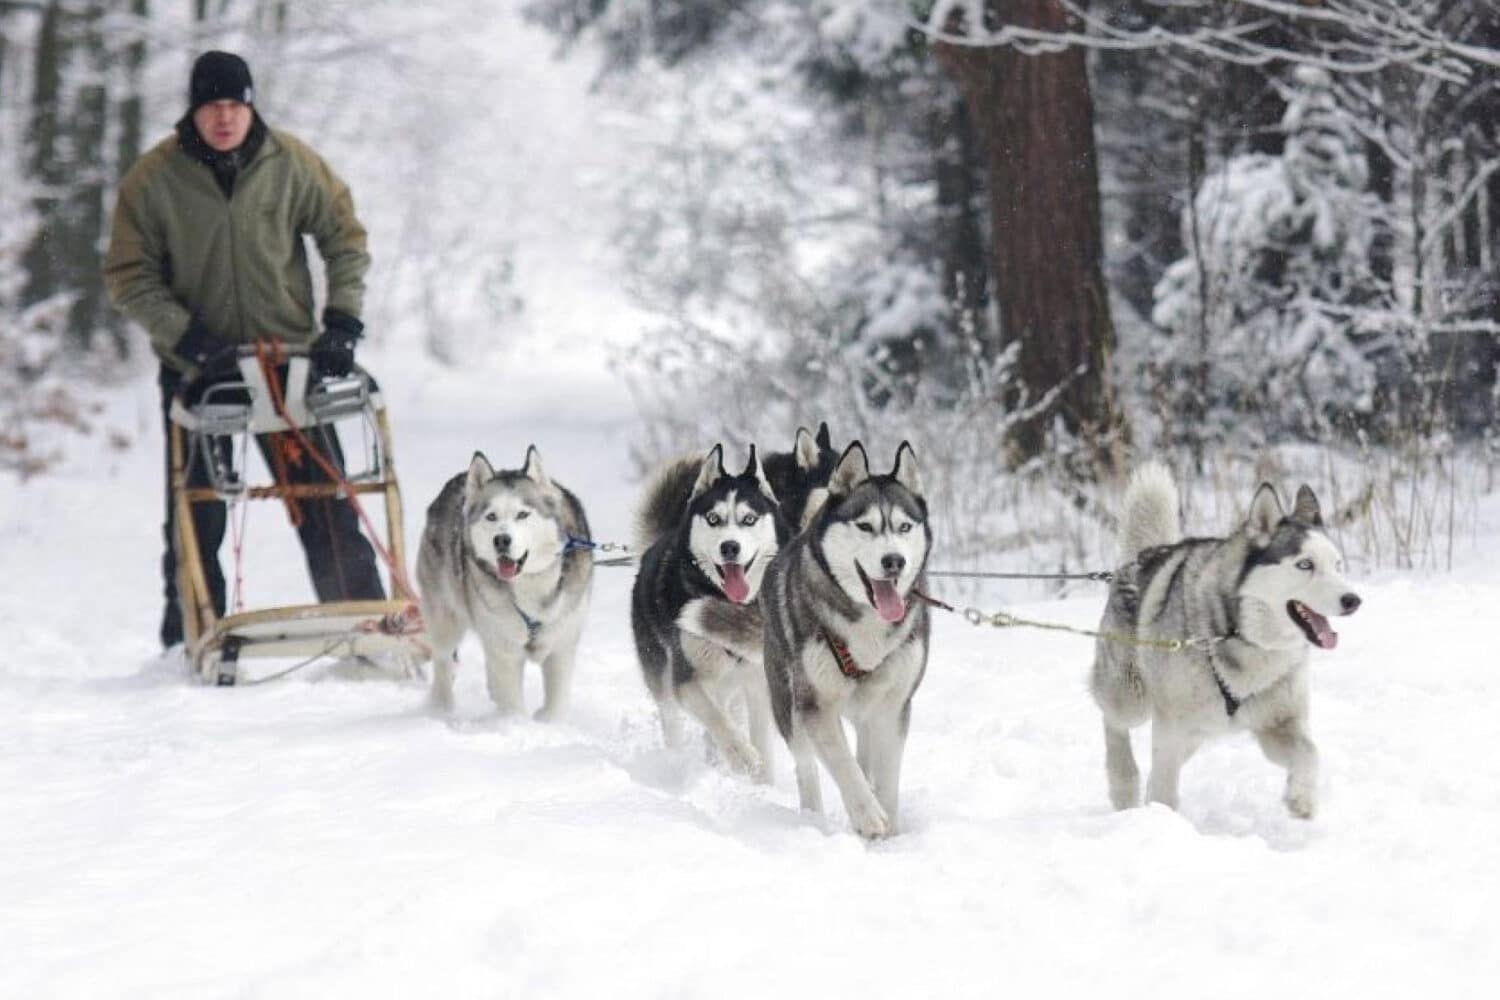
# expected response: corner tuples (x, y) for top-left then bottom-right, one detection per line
(253, 339), (419, 607)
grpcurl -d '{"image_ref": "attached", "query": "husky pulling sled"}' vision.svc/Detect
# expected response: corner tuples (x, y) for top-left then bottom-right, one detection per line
(168, 344), (424, 685)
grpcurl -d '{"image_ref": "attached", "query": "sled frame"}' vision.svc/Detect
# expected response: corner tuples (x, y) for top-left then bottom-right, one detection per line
(168, 353), (424, 685)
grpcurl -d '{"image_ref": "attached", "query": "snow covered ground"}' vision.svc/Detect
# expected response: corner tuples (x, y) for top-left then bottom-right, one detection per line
(4, 373), (1500, 998)
(5, 5), (1500, 998)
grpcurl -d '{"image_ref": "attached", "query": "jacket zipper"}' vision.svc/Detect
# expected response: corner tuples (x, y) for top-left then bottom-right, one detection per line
(226, 155), (253, 344)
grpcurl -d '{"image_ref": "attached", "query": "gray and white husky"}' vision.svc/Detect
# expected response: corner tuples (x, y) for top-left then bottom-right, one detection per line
(762, 441), (932, 838)
(416, 448), (593, 719)
(631, 445), (789, 780)
(1090, 462), (1361, 818)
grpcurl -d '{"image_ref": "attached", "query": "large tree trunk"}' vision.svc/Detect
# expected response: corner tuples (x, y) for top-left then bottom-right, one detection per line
(936, 0), (1122, 467)
(22, 1), (65, 314)
(932, 94), (990, 359)
(22, 1), (112, 353)
(117, 0), (147, 181)
(70, 3), (109, 351)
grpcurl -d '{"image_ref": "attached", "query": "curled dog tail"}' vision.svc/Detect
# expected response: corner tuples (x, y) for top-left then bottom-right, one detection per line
(633, 455), (703, 555)
(1119, 461), (1181, 558)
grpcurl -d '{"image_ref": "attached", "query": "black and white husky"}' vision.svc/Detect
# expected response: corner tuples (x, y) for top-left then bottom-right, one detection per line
(630, 445), (789, 780)
(761, 441), (932, 838)
(762, 422), (839, 532)
(416, 448), (593, 719)
(1090, 462), (1361, 818)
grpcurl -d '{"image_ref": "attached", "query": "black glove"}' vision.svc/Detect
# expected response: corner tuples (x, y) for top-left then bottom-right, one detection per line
(174, 318), (236, 373)
(311, 308), (364, 377)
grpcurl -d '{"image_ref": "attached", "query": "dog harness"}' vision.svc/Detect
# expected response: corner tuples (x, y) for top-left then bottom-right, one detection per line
(467, 554), (543, 644)
(822, 630), (869, 679)
(1209, 666), (1240, 716)
(511, 597), (542, 644)
(563, 534), (598, 554)
(1206, 629), (1243, 716)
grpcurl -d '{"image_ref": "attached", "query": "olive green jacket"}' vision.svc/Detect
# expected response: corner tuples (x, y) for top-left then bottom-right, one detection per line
(105, 126), (369, 373)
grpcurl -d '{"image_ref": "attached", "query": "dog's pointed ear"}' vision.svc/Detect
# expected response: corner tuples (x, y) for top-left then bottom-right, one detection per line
(828, 441), (870, 496)
(464, 451), (496, 503)
(1246, 482), (1283, 546)
(891, 441), (922, 495)
(815, 421), (832, 452)
(521, 445), (550, 488)
(690, 444), (725, 503)
(1291, 484), (1323, 527)
(743, 444), (777, 502)
(793, 427), (820, 471)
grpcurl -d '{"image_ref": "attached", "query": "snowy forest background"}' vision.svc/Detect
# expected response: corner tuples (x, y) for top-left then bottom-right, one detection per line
(4, 0), (1500, 573)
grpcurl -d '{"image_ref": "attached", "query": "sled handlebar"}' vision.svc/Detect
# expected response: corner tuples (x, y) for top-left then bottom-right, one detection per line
(172, 347), (379, 434)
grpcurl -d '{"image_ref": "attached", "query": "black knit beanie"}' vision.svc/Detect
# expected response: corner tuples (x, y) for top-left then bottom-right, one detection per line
(189, 51), (254, 112)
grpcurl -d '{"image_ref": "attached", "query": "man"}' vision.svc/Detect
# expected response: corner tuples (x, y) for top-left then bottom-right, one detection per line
(105, 50), (384, 649)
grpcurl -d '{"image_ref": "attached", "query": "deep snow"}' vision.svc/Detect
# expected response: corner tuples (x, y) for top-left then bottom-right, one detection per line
(5, 359), (1500, 998)
(4, 5), (1500, 998)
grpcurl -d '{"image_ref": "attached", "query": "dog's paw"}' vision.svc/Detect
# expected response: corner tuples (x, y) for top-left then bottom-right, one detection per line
(848, 797), (892, 839)
(1108, 781), (1141, 811)
(721, 740), (763, 778)
(533, 703), (565, 724)
(1285, 786), (1317, 820)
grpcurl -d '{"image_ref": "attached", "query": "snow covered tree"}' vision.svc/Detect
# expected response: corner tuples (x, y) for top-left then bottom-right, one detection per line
(1090, 1), (1290, 332)
(1150, 67), (1386, 442)
(526, 0), (1001, 423)
(1063, 2), (1500, 443)
(20, 1), (117, 354)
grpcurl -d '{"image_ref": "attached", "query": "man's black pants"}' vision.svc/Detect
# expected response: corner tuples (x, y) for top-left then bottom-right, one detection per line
(158, 365), (385, 648)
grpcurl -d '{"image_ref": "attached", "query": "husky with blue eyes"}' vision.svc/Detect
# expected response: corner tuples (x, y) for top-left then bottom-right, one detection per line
(417, 447), (593, 719)
(1090, 462), (1362, 819)
(760, 441), (933, 838)
(631, 444), (790, 780)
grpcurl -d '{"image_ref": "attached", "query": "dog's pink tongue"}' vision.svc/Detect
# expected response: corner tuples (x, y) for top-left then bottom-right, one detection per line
(870, 579), (907, 623)
(1301, 603), (1338, 649)
(497, 558), (520, 580)
(720, 562), (751, 604)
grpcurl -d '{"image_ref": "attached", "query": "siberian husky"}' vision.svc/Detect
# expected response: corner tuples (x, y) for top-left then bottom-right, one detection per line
(1090, 462), (1361, 818)
(762, 422), (840, 532)
(416, 448), (593, 719)
(761, 441), (932, 838)
(630, 445), (789, 780)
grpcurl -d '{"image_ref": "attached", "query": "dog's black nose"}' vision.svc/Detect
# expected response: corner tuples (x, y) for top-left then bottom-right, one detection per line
(495, 533), (512, 552)
(720, 540), (740, 561)
(1341, 593), (1361, 614)
(881, 553), (906, 577)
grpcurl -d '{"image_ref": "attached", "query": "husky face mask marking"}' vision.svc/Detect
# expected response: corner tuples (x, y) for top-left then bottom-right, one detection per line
(686, 444), (780, 604)
(759, 437), (933, 837)
(463, 447), (567, 580)
(631, 443), (790, 783)
(1090, 461), (1362, 820)
(418, 445), (593, 719)
(818, 441), (930, 624)
(1240, 483), (1361, 650)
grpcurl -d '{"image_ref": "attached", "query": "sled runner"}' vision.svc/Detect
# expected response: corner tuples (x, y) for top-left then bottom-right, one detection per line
(168, 345), (424, 685)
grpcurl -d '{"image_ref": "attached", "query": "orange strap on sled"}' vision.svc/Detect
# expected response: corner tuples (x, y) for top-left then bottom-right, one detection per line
(254, 339), (306, 527)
